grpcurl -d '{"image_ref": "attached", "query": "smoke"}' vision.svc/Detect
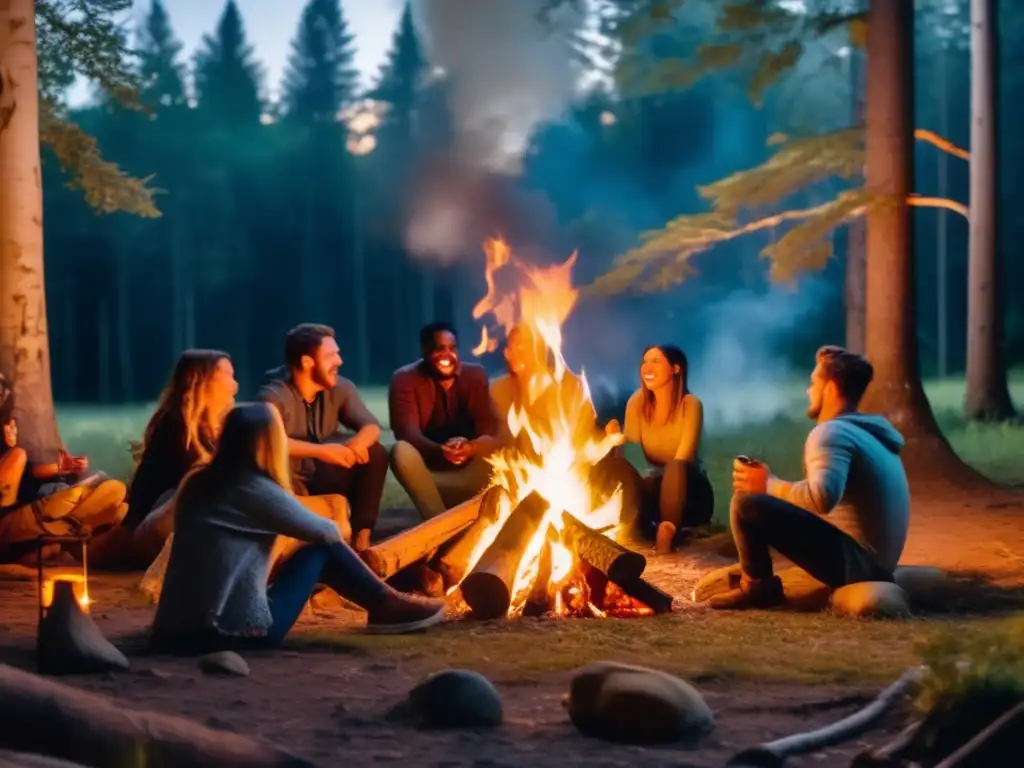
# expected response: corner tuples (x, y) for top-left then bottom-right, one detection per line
(406, 0), (585, 262)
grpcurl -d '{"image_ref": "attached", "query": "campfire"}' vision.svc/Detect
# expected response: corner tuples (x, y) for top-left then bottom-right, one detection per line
(365, 238), (671, 620)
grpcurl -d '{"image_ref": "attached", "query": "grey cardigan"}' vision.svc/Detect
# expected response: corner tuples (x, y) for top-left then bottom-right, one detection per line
(151, 472), (340, 643)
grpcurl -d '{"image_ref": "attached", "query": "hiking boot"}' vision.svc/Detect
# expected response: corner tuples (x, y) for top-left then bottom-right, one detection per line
(709, 574), (785, 610)
(655, 522), (677, 555)
(366, 591), (446, 634)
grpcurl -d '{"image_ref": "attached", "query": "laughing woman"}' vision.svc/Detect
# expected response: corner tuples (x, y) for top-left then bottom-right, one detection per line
(151, 402), (445, 652)
(612, 344), (714, 554)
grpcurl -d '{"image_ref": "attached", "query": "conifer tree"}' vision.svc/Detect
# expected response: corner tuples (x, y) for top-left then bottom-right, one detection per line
(282, 0), (359, 120)
(194, 0), (262, 127)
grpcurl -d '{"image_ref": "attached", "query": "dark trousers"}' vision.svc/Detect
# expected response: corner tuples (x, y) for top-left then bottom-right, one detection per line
(731, 493), (891, 587)
(589, 453), (642, 523)
(636, 460), (715, 541)
(298, 442), (388, 533)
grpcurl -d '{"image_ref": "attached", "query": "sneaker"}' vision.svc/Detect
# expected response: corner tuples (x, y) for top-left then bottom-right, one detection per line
(655, 522), (677, 555)
(366, 592), (446, 634)
(709, 574), (786, 610)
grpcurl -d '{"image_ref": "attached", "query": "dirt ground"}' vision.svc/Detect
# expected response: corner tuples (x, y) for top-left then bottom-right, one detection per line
(1, 491), (1022, 767)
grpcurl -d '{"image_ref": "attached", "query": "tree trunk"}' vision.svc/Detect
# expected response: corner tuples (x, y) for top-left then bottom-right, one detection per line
(351, 173), (369, 384)
(845, 44), (866, 354)
(98, 297), (111, 404)
(859, 0), (985, 486)
(963, 0), (1016, 422)
(0, 0), (62, 461)
(115, 247), (132, 401)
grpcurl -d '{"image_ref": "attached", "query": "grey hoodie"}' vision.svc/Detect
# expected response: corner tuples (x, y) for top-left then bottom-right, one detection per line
(766, 413), (910, 572)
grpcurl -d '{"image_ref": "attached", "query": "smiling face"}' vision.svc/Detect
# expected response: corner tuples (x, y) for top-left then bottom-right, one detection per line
(640, 347), (678, 392)
(504, 325), (543, 377)
(3, 418), (17, 449)
(425, 330), (459, 379)
(308, 336), (343, 389)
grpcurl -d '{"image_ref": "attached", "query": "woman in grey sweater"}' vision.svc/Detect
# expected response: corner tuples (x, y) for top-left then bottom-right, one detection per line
(151, 403), (445, 652)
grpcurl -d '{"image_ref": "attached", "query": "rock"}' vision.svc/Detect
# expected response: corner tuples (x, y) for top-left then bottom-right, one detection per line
(893, 566), (954, 611)
(403, 669), (503, 728)
(0, 665), (309, 767)
(567, 661), (713, 744)
(36, 580), (130, 676)
(199, 651), (250, 677)
(0, 750), (92, 767)
(830, 582), (911, 618)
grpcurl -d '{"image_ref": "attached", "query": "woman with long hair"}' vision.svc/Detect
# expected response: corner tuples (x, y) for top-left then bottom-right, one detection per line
(119, 350), (239, 564)
(611, 344), (714, 554)
(151, 403), (445, 650)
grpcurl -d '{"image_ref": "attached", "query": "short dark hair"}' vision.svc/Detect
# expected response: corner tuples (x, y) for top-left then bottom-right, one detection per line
(816, 345), (873, 406)
(419, 321), (457, 350)
(285, 323), (335, 369)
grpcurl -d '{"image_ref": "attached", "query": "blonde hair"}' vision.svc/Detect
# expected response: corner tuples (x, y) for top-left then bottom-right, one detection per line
(175, 403), (293, 515)
(144, 350), (230, 464)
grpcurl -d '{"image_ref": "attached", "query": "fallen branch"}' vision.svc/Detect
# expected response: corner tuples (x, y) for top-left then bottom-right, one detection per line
(934, 701), (1024, 768)
(727, 667), (924, 767)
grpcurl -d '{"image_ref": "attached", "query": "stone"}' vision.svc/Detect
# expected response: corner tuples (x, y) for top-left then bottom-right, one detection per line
(403, 669), (503, 728)
(199, 651), (250, 677)
(567, 661), (713, 744)
(0, 750), (91, 767)
(0, 664), (310, 767)
(830, 581), (911, 618)
(36, 580), (130, 676)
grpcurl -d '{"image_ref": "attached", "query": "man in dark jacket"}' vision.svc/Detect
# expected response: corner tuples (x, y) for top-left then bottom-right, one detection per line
(388, 322), (499, 520)
(260, 323), (387, 552)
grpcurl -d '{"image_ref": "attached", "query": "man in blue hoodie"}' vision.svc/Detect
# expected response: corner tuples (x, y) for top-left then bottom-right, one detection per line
(711, 345), (911, 610)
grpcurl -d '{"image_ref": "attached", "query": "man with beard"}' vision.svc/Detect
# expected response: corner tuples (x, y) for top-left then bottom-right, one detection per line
(388, 322), (500, 520)
(260, 323), (387, 552)
(710, 346), (910, 610)
(490, 323), (640, 526)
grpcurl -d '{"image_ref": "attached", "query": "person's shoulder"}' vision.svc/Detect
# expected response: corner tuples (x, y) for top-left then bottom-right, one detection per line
(626, 388), (644, 409)
(331, 376), (361, 399)
(682, 392), (703, 411)
(808, 418), (857, 448)
(459, 362), (489, 382)
(258, 376), (290, 404)
(390, 361), (423, 386)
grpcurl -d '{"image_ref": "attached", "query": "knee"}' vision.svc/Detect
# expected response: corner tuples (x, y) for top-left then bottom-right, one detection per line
(99, 479), (128, 506)
(730, 492), (767, 526)
(0, 446), (27, 475)
(366, 441), (388, 467)
(389, 440), (424, 474)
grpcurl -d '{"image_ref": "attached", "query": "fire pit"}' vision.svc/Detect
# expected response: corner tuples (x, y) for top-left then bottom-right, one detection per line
(364, 238), (672, 620)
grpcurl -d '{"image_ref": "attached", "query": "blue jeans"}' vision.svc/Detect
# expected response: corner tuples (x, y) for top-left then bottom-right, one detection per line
(263, 542), (391, 646)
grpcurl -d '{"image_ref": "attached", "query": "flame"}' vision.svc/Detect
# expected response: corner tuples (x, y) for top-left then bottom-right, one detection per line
(460, 236), (628, 617)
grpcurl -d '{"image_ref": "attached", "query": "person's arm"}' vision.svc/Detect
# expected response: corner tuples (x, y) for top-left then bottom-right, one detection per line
(259, 384), (326, 461)
(0, 447), (27, 506)
(388, 372), (444, 463)
(766, 423), (852, 516)
(336, 382), (382, 449)
(244, 478), (342, 545)
(672, 395), (703, 462)
(622, 392), (642, 444)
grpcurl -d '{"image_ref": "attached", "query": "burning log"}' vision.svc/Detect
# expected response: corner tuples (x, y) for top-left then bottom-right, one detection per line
(560, 512), (645, 584)
(615, 578), (674, 614)
(434, 485), (510, 589)
(363, 496), (483, 579)
(523, 526), (558, 617)
(460, 491), (550, 620)
(582, 563), (674, 615)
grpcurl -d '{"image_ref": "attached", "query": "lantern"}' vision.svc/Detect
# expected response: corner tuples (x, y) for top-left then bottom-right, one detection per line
(35, 534), (90, 623)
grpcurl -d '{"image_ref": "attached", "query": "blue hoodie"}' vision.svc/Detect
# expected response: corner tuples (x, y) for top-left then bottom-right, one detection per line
(767, 413), (910, 572)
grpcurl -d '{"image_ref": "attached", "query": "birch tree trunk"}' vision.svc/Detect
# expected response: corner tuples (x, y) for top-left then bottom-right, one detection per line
(0, 0), (62, 460)
(963, 0), (1016, 421)
(859, 0), (983, 485)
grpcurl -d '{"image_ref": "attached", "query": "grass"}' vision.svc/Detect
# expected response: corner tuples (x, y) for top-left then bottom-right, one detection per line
(59, 374), (1024, 520)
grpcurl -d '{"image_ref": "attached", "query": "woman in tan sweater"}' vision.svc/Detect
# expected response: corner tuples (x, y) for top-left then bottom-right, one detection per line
(611, 344), (714, 553)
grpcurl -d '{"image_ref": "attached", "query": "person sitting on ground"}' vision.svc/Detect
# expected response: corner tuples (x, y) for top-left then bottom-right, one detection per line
(490, 322), (639, 516)
(607, 344), (714, 554)
(0, 392), (127, 564)
(151, 403), (445, 652)
(388, 321), (500, 520)
(114, 350), (238, 567)
(260, 323), (386, 553)
(711, 345), (910, 610)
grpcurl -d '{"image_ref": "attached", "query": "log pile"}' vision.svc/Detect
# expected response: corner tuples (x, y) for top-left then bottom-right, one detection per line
(364, 484), (670, 620)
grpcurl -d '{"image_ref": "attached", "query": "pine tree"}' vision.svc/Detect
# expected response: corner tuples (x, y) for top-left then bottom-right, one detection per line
(194, 0), (263, 127)
(373, 1), (427, 140)
(138, 0), (186, 110)
(282, 0), (359, 120)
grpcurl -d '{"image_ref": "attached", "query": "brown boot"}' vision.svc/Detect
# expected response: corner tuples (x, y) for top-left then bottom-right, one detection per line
(366, 591), (446, 634)
(655, 522), (677, 555)
(709, 574), (785, 610)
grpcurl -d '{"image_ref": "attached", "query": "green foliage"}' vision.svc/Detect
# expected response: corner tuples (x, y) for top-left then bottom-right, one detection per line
(589, 128), (867, 295)
(35, 0), (158, 216)
(137, 0), (187, 110)
(281, 0), (359, 121)
(194, 0), (263, 126)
